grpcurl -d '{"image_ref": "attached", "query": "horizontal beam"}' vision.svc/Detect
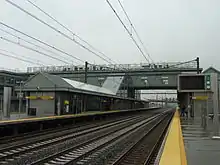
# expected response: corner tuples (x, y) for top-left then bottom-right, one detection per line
(141, 92), (177, 95)
(22, 68), (203, 75)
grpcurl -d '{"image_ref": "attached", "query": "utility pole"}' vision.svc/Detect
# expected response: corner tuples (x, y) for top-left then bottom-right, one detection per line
(196, 57), (200, 74)
(85, 61), (88, 83)
(84, 61), (88, 113)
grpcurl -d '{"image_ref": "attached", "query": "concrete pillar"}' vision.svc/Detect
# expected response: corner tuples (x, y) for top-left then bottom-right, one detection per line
(211, 73), (219, 137)
(3, 87), (12, 118)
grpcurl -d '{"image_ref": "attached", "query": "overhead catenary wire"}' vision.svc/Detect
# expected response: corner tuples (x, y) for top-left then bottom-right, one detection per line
(0, 36), (70, 64)
(5, 1), (132, 93)
(0, 21), (85, 64)
(0, 27), (74, 64)
(26, 0), (117, 64)
(0, 48), (48, 66)
(0, 22), (124, 72)
(0, 23), (126, 72)
(106, 0), (150, 64)
(0, 26), (120, 73)
(0, 25), (127, 77)
(5, 0), (114, 64)
(117, 0), (154, 63)
(0, 51), (43, 66)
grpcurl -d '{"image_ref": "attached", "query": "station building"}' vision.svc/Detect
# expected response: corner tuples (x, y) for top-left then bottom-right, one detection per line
(9, 72), (147, 117)
(177, 66), (220, 118)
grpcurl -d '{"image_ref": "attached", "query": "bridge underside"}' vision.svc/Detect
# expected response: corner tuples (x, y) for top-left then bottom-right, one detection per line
(133, 86), (177, 90)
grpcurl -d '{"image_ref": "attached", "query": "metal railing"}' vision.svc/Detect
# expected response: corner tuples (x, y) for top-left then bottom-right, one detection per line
(0, 67), (26, 73)
(26, 60), (198, 73)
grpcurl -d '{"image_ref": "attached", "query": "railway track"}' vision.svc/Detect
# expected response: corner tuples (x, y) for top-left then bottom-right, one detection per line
(29, 111), (171, 165)
(70, 111), (173, 165)
(111, 112), (173, 165)
(0, 114), (140, 149)
(0, 112), (156, 165)
(0, 111), (153, 145)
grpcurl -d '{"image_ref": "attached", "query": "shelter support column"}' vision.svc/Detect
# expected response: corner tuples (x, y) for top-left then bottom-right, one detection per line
(165, 100), (168, 107)
(110, 99), (114, 110)
(83, 95), (87, 112)
(99, 97), (103, 111)
(127, 88), (135, 98)
(26, 97), (29, 115)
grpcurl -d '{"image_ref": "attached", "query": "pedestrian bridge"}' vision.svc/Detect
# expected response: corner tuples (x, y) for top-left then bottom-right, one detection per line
(26, 59), (202, 90)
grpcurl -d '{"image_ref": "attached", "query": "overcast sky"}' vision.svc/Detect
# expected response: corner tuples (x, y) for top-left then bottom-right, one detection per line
(0, 0), (219, 71)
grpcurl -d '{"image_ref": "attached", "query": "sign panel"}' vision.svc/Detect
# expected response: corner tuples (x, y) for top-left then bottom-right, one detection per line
(192, 96), (208, 100)
(64, 100), (69, 105)
(179, 75), (205, 90)
(26, 96), (54, 100)
(205, 74), (211, 90)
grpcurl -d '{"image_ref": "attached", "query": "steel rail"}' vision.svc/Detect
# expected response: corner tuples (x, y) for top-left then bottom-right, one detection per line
(31, 113), (166, 165)
(0, 115), (142, 163)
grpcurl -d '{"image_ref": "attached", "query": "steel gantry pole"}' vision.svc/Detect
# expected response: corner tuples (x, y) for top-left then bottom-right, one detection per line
(85, 61), (88, 83)
(196, 57), (200, 74)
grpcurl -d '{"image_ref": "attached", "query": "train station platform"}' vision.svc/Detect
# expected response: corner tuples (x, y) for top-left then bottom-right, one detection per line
(0, 107), (161, 138)
(159, 111), (187, 165)
(0, 108), (160, 125)
(159, 110), (220, 165)
(0, 110), (119, 124)
(181, 117), (220, 165)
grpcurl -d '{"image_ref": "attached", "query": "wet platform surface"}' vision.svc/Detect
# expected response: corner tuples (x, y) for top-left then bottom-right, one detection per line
(181, 117), (220, 165)
(0, 113), (28, 121)
(0, 111), (102, 121)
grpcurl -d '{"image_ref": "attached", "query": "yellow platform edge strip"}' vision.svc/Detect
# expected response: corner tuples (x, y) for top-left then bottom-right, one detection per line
(0, 110), (120, 124)
(159, 111), (187, 165)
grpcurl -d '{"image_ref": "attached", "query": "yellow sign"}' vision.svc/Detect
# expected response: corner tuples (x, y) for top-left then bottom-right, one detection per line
(64, 100), (69, 105)
(41, 96), (54, 100)
(26, 96), (54, 100)
(192, 96), (208, 100)
(26, 96), (37, 100)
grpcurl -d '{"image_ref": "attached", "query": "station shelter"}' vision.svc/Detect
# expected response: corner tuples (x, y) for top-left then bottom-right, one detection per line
(15, 72), (146, 117)
(177, 71), (219, 121)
